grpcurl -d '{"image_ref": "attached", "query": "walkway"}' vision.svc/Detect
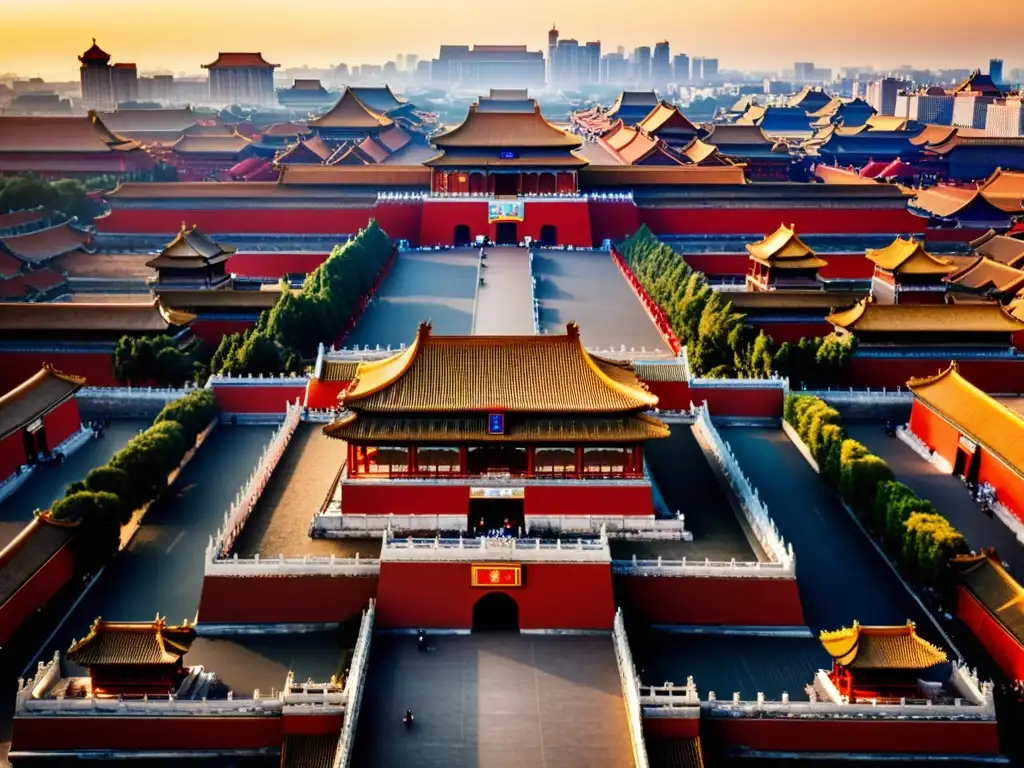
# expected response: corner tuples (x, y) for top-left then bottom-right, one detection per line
(346, 250), (478, 349)
(472, 247), (535, 335)
(32, 425), (276, 670)
(533, 249), (668, 355)
(847, 424), (1024, 576)
(229, 423), (379, 559)
(0, 420), (148, 550)
(352, 634), (634, 768)
(721, 427), (944, 641)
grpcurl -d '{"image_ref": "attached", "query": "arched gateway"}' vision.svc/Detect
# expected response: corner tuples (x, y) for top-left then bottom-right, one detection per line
(473, 592), (519, 632)
(454, 224), (471, 247)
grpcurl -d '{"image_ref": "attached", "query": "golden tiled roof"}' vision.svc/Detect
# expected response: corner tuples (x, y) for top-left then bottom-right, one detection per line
(827, 298), (1024, 333)
(865, 237), (955, 275)
(681, 138), (726, 165)
(323, 412), (669, 443)
(636, 102), (698, 136)
(865, 114), (909, 132)
(911, 185), (987, 219)
(0, 298), (194, 333)
(633, 361), (690, 383)
(910, 124), (958, 147)
(308, 89), (393, 130)
(974, 234), (1024, 267)
(66, 615), (196, 666)
(909, 362), (1024, 476)
(145, 223), (235, 270)
(820, 621), (947, 670)
(431, 104), (582, 149)
(321, 360), (359, 382)
(951, 550), (1024, 646)
(341, 322), (658, 414)
(979, 169), (1024, 213)
(946, 256), (1024, 293)
(745, 223), (828, 270)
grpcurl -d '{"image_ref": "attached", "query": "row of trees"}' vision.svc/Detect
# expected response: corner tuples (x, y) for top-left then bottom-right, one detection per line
(48, 389), (218, 562)
(618, 225), (854, 385)
(211, 220), (394, 376)
(0, 174), (103, 223)
(112, 335), (212, 387)
(785, 394), (968, 588)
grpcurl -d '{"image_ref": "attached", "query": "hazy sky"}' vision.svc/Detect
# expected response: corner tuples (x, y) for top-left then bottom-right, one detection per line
(4, 0), (1020, 80)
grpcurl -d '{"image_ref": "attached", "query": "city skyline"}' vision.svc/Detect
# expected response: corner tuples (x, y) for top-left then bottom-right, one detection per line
(4, 0), (1021, 81)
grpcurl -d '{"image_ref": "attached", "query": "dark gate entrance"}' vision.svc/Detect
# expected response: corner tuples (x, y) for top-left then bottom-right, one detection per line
(493, 174), (518, 196)
(539, 224), (557, 247)
(454, 224), (471, 247)
(473, 592), (519, 632)
(469, 498), (525, 536)
(495, 222), (517, 245)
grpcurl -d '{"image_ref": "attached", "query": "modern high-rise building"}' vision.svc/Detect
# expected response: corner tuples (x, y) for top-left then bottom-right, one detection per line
(110, 63), (138, 104)
(632, 47), (652, 87)
(866, 77), (902, 116)
(582, 42), (601, 85)
(986, 97), (1024, 136)
(406, 55), (419, 73)
(691, 57), (719, 84)
(551, 39), (579, 86)
(548, 24), (559, 84)
(673, 54), (690, 84)
(601, 53), (628, 86)
(794, 62), (814, 82)
(652, 42), (671, 89)
(431, 45), (546, 88)
(202, 52), (279, 106)
(989, 58), (1004, 86)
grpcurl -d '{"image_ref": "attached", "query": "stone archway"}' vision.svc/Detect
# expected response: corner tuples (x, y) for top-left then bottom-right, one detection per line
(454, 224), (471, 247)
(472, 591), (519, 632)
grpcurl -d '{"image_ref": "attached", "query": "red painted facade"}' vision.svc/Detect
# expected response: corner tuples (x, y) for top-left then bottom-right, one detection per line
(955, 586), (1024, 681)
(642, 717), (700, 739)
(523, 484), (655, 517)
(587, 201), (641, 245)
(375, 561), (616, 629)
(688, 386), (784, 419)
(1, 352), (116, 391)
(704, 716), (1000, 755)
(908, 403), (961, 466)
(197, 575), (377, 625)
(0, 536), (76, 647)
(847, 357), (1024, 393)
(638, 207), (925, 237)
(615, 575), (805, 626)
(211, 384), (308, 414)
(43, 397), (83, 449)
(342, 481), (471, 517)
(0, 433), (24, 483)
(12, 715), (284, 752)
(281, 711), (344, 736)
(417, 199), (594, 247)
(226, 252), (330, 279)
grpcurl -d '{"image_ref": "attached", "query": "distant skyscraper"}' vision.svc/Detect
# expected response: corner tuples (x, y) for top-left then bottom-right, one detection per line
(582, 42), (601, 85)
(652, 42), (671, 89)
(551, 39), (580, 86)
(866, 77), (902, 116)
(406, 55), (419, 73)
(989, 58), (1004, 85)
(691, 57), (719, 84)
(110, 63), (138, 105)
(79, 39), (114, 110)
(633, 46), (651, 87)
(601, 53), (628, 85)
(673, 54), (690, 84)
(432, 45), (545, 88)
(548, 24), (559, 84)
(794, 62), (814, 82)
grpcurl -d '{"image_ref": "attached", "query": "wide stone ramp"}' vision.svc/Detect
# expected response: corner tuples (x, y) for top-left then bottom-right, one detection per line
(473, 247), (536, 336)
(352, 634), (634, 768)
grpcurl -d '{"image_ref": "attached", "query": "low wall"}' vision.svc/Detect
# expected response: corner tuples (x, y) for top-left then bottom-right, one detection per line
(610, 247), (681, 355)
(197, 573), (378, 626)
(613, 608), (651, 768)
(803, 388), (914, 421)
(614, 573), (805, 626)
(333, 600), (375, 768)
(76, 385), (191, 420)
(207, 375), (308, 414)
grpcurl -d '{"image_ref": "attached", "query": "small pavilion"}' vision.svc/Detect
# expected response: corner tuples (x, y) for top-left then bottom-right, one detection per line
(745, 223), (828, 291)
(865, 237), (955, 304)
(146, 224), (236, 291)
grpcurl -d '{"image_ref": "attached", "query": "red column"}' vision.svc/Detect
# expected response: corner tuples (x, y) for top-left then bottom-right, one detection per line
(526, 446), (535, 478)
(459, 446), (468, 475)
(347, 443), (355, 475)
(632, 445), (643, 477)
(575, 446), (584, 479)
(409, 443), (418, 476)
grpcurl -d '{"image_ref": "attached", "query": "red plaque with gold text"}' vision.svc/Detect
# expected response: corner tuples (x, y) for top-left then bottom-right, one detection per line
(471, 563), (522, 588)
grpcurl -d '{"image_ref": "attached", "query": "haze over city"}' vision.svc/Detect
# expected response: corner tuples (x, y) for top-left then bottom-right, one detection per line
(4, 0), (1021, 79)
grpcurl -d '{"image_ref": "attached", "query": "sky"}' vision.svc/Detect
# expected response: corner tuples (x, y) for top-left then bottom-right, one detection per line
(3, 0), (1021, 80)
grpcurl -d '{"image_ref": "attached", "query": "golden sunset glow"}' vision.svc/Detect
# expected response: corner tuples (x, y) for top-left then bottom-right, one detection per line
(3, 0), (1020, 79)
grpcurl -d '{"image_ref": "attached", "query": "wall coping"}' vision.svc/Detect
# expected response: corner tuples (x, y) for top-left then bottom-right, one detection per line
(332, 600), (375, 768)
(380, 528), (612, 564)
(206, 374), (309, 387)
(613, 608), (651, 768)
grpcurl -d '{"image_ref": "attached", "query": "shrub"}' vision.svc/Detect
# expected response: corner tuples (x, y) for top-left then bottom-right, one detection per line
(51, 490), (123, 560)
(154, 388), (217, 445)
(82, 466), (134, 524)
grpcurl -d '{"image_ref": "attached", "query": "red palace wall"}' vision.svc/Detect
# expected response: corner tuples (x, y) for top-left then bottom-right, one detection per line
(688, 386), (784, 419)
(189, 319), (259, 347)
(12, 715), (284, 753)
(372, 202), (424, 244)
(587, 201), (641, 245)
(0, 433), (26, 483)
(0, 535), (76, 647)
(638, 207), (925, 237)
(226, 253), (330, 279)
(43, 397), (82, 448)
(417, 200), (593, 247)
(909, 403), (962, 467)
(615, 575), (805, 626)
(197, 575), (378, 625)
(642, 717), (700, 739)
(211, 384), (308, 414)
(704, 716), (1001, 756)
(282, 711), (344, 736)
(375, 561), (616, 630)
(683, 253), (872, 280)
(305, 378), (350, 410)
(847, 357), (1024, 393)
(977, 449), (1024, 523)
(523, 484), (655, 517)
(956, 586), (1024, 681)
(342, 482), (470, 517)
(96, 207), (379, 236)
(748, 321), (834, 345)
(644, 381), (692, 412)
(0, 351), (116, 391)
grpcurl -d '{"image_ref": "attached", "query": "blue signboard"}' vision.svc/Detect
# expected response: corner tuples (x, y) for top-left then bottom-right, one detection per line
(488, 413), (505, 435)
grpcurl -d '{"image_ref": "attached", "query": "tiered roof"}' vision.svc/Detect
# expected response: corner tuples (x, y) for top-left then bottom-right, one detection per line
(79, 39), (111, 65)
(170, 131), (251, 156)
(348, 85), (404, 113)
(275, 136), (333, 165)
(949, 71), (1002, 97)
(951, 551), (1024, 647)
(910, 125), (958, 148)
(432, 104), (582, 149)
(828, 299), (1024, 333)
(0, 364), (85, 441)
(820, 621), (947, 670)
(680, 138), (729, 166)
(600, 122), (684, 166)
(702, 124), (789, 159)
(0, 209), (47, 233)
(635, 102), (698, 142)
(909, 363), (1024, 474)
(865, 238), (955, 275)
(787, 86), (834, 113)
(67, 615), (196, 666)
(145, 224), (236, 270)
(745, 224), (827, 270)
(606, 91), (660, 123)
(945, 256), (1024, 295)
(308, 89), (393, 130)
(202, 53), (278, 69)
(0, 113), (139, 154)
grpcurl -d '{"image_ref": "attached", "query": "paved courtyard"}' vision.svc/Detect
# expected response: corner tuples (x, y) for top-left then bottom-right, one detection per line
(352, 634), (634, 768)
(473, 247), (535, 335)
(229, 423), (380, 559)
(346, 249), (478, 348)
(533, 249), (669, 355)
(847, 423), (1024, 576)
